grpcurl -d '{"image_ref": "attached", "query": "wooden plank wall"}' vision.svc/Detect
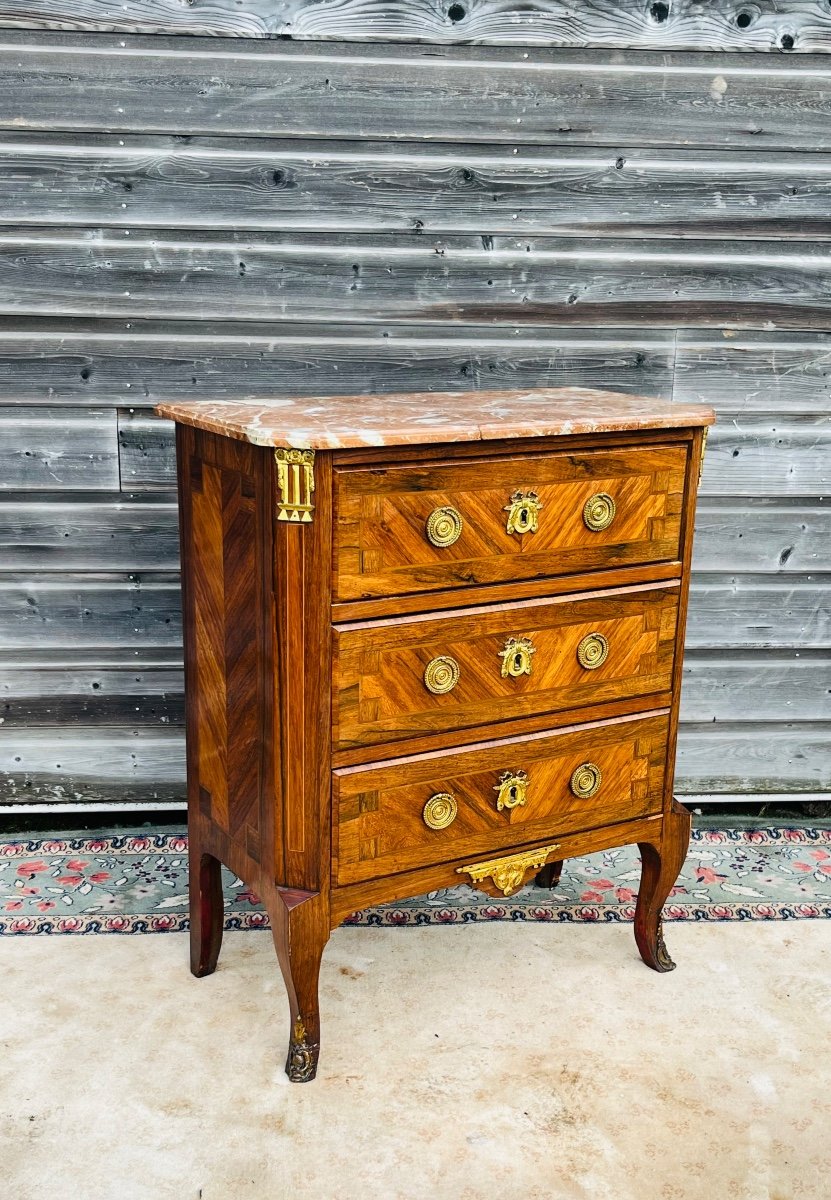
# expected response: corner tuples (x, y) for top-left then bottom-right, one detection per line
(0, 10), (829, 809)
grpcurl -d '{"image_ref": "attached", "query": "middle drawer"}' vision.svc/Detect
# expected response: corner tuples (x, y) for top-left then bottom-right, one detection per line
(333, 583), (679, 752)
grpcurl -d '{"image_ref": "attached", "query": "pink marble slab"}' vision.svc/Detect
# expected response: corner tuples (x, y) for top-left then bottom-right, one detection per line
(155, 387), (715, 450)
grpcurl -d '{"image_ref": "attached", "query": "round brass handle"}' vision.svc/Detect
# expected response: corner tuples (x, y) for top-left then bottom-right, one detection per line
(583, 493), (616, 532)
(577, 632), (609, 670)
(426, 506), (463, 547)
(424, 655), (460, 695)
(570, 762), (602, 799)
(423, 792), (458, 830)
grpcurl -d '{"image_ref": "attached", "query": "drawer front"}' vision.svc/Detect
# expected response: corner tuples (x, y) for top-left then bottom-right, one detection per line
(334, 444), (687, 601)
(334, 712), (669, 885)
(333, 585), (678, 751)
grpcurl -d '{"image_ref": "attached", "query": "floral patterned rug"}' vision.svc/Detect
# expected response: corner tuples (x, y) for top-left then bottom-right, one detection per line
(1, 827), (829, 934)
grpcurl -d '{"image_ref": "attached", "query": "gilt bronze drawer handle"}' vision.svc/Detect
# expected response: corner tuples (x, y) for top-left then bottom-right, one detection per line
(499, 635), (535, 678)
(422, 792), (458, 831)
(583, 492), (616, 532)
(456, 843), (561, 896)
(493, 770), (529, 812)
(504, 490), (542, 535)
(577, 632), (609, 670)
(570, 762), (602, 799)
(423, 655), (460, 695)
(426, 505), (463, 547)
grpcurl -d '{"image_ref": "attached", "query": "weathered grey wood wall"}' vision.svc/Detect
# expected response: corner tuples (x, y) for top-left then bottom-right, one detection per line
(0, 8), (829, 810)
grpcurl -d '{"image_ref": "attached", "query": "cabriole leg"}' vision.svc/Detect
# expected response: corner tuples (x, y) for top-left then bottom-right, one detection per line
(189, 838), (224, 978)
(634, 800), (691, 973)
(535, 860), (564, 890)
(266, 889), (329, 1083)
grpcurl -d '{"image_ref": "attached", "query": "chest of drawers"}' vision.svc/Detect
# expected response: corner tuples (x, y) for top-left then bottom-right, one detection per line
(157, 387), (714, 1083)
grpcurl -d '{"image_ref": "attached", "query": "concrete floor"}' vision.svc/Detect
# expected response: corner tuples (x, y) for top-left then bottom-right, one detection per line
(1, 922), (829, 1200)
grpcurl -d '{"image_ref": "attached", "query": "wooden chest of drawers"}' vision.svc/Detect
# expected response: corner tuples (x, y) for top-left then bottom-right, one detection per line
(157, 387), (714, 1083)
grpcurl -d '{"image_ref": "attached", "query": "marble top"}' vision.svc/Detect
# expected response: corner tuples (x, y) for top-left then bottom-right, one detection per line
(155, 387), (715, 450)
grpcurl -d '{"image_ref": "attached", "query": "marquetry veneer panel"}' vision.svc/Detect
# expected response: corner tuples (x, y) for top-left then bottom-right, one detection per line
(334, 444), (687, 602)
(333, 583), (679, 751)
(334, 712), (669, 884)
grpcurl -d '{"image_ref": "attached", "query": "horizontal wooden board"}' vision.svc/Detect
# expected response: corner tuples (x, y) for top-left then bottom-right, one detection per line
(118, 412), (174, 491)
(4, 495), (826, 574)
(674, 329), (831, 414)
(701, 418), (831, 497)
(4, 229), (831, 329)
(0, 726), (186, 804)
(2, 0), (831, 55)
(0, 497), (180, 569)
(1, 720), (824, 804)
(4, 35), (831, 150)
(6, 133), (831, 240)
(1, 674), (183, 725)
(0, 573), (825, 651)
(693, 499), (831, 573)
(686, 577), (831, 649)
(8, 650), (827, 726)
(681, 652), (831, 723)
(0, 574), (182, 649)
(119, 416), (831, 500)
(0, 406), (118, 491)
(675, 724), (831, 793)
(0, 320), (675, 407)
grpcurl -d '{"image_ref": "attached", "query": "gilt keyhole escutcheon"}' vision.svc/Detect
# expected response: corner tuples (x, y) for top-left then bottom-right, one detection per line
(493, 770), (529, 812)
(499, 636), (535, 678)
(504, 490), (542, 535)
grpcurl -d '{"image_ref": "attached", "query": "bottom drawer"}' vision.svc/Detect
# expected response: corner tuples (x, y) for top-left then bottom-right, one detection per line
(334, 711), (669, 885)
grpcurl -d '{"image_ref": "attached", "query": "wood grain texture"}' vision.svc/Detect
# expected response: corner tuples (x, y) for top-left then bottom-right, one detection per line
(0, 17), (827, 814)
(4, 34), (831, 150)
(693, 499), (830, 572)
(330, 810), (665, 922)
(681, 652), (831, 722)
(119, 411), (174, 490)
(5, 719), (826, 804)
(333, 584), (679, 750)
(686, 577), (830, 649)
(0, 498), (180, 570)
(335, 443), (686, 601)
(0, 573), (182, 649)
(674, 329), (831, 413)
(0, 407), (118, 491)
(0, 320), (674, 408)
(0, 649), (183, 725)
(10, 648), (828, 727)
(3, 0), (831, 53)
(5, 134), (831, 240)
(1, 572), (824, 654)
(334, 711), (670, 884)
(675, 724), (831, 793)
(37, 496), (811, 576)
(0, 725), (185, 805)
(5, 230), (831, 329)
(701, 419), (831, 496)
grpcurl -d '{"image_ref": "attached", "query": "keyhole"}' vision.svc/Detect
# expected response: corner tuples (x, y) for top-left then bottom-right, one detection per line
(519, 506), (529, 524)
(508, 786), (518, 804)
(513, 653), (524, 673)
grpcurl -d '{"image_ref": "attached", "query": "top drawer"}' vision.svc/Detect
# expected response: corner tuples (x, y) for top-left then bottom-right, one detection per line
(334, 444), (687, 602)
